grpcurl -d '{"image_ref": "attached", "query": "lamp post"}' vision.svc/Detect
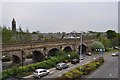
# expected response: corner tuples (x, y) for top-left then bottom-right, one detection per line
(21, 50), (24, 66)
(80, 31), (83, 59)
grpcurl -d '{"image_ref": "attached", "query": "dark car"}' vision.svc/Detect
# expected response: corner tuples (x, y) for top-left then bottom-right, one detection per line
(71, 59), (79, 64)
(56, 63), (69, 70)
(86, 52), (92, 56)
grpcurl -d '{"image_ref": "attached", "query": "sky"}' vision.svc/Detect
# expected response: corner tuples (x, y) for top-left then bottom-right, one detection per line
(1, 1), (118, 33)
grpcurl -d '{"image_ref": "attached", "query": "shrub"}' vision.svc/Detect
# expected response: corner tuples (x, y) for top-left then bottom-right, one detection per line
(61, 57), (104, 79)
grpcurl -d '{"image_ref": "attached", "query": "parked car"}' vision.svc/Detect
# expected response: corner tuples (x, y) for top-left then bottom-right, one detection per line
(56, 63), (69, 70)
(33, 69), (49, 78)
(79, 56), (84, 60)
(86, 52), (92, 56)
(112, 52), (119, 56)
(71, 58), (79, 64)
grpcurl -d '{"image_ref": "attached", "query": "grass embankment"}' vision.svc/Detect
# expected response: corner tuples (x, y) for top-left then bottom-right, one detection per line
(2, 51), (79, 80)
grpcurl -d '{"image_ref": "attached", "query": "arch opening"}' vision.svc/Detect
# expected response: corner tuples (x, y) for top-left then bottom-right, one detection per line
(12, 55), (21, 63)
(32, 50), (45, 62)
(48, 48), (59, 57)
(63, 46), (72, 52)
(26, 53), (33, 59)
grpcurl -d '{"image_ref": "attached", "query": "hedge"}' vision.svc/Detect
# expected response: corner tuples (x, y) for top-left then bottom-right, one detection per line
(57, 57), (104, 79)
(2, 51), (79, 80)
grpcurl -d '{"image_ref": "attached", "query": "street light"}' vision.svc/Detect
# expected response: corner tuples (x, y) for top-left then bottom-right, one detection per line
(21, 50), (24, 66)
(80, 31), (83, 59)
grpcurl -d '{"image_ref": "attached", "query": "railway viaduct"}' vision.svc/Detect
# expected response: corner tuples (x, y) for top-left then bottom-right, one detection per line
(2, 38), (95, 64)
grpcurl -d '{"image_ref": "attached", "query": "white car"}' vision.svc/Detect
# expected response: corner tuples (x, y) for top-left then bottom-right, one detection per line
(33, 69), (49, 78)
(112, 52), (119, 56)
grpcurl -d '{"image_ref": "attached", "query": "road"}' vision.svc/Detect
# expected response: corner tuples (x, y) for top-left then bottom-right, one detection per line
(84, 52), (119, 79)
(24, 54), (100, 80)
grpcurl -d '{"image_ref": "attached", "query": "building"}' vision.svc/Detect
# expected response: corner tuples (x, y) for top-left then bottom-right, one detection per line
(12, 18), (16, 34)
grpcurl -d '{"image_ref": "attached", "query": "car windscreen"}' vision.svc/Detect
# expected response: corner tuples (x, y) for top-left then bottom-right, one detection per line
(34, 71), (38, 73)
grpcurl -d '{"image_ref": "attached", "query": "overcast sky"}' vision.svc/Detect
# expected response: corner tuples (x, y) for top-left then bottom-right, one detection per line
(1, 2), (118, 33)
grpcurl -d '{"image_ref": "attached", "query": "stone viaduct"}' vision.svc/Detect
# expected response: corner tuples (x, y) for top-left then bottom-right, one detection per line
(2, 38), (95, 63)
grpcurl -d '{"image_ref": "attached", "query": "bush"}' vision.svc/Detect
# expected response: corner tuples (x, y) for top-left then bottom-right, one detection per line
(62, 57), (104, 79)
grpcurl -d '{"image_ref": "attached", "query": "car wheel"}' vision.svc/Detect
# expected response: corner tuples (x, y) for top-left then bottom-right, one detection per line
(38, 75), (41, 78)
(47, 72), (49, 75)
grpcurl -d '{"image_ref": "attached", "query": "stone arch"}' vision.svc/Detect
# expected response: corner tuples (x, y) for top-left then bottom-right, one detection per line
(78, 43), (87, 55)
(32, 50), (45, 62)
(25, 50), (33, 59)
(63, 46), (73, 52)
(47, 48), (59, 57)
(12, 55), (21, 63)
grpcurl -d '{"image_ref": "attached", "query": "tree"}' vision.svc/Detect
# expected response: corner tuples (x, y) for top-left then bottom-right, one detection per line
(118, 33), (120, 47)
(32, 31), (38, 34)
(38, 33), (44, 40)
(106, 30), (116, 40)
(91, 41), (104, 51)
(99, 37), (111, 49)
(96, 32), (101, 38)
(111, 37), (118, 48)
(61, 32), (66, 39)
(2, 26), (13, 43)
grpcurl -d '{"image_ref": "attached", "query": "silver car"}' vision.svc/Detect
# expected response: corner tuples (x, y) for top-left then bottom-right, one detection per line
(33, 69), (49, 78)
(56, 63), (69, 70)
(112, 52), (119, 56)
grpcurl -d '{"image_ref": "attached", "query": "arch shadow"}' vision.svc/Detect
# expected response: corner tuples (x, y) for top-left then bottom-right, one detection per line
(12, 55), (21, 63)
(63, 46), (73, 52)
(32, 50), (45, 62)
(47, 48), (59, 57)
(78, 44), (87, 55)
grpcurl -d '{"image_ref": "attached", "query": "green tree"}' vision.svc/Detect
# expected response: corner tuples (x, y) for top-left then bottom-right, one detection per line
(2, 26), (13, 43)
(91, 41), (104, 51)
(99, 37), (111, 49)
(106, 30), (116, 40)
(17, 26), (32, 42)
(96, 32), (101, 38)
(61, 32), (66, 39)
(118, 33), (120, 47)
(111, 37), (118, 48)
